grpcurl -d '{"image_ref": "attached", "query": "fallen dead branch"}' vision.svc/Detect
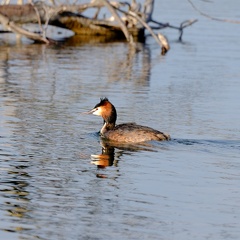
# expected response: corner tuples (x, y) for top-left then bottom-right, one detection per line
(0, 0), (197, 54)
(0, 12), (49, 43)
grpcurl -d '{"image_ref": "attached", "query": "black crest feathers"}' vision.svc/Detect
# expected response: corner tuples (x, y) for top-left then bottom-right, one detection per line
(94, 97), (109, 108)
(100, 97), (109, 103)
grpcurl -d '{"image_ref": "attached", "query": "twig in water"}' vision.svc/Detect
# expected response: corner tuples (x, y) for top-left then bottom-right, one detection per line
(179, 19), (198, 41)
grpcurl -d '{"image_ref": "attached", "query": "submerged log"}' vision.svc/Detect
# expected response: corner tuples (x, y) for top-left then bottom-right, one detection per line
(51, 13), (145, 40)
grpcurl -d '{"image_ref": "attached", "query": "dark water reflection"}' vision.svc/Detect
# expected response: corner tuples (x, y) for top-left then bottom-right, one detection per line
(91, 139), (159, 170)
(1, 1), (240, 239)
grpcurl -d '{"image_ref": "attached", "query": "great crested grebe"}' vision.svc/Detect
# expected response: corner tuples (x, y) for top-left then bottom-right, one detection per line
(87, 98), (170, 143)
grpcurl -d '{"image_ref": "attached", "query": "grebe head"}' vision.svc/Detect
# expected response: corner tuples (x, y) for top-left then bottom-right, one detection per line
(88, 98), (117, 124)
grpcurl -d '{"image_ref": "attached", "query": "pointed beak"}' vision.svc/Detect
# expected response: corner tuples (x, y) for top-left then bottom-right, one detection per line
(82, 108), (97, 115)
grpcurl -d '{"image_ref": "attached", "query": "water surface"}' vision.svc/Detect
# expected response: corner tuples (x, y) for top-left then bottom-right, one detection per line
(0, 1), (240, 239)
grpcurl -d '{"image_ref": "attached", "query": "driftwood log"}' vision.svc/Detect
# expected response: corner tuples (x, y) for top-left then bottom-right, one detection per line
(0, 0), (197, 54)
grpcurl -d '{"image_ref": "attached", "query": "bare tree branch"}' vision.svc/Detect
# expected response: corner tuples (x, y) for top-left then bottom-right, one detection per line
(127, 10), (162, 48)
(100, 0), (133, 43)
(187, 0), (240, 24)
(0, 12), (49, 43)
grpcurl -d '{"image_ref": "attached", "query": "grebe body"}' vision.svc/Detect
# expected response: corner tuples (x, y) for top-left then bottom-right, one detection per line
(88, 98), (170, 143)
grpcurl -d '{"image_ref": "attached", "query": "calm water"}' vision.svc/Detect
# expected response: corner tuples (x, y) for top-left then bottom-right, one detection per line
(0, 1), (240, 239)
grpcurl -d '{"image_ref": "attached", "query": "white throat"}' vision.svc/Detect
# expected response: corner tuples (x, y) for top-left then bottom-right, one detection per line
(100, 122), (107, 135)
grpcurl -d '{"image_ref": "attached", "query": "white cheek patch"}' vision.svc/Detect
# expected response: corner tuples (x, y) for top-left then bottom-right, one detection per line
(92, 107), (102, 116)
